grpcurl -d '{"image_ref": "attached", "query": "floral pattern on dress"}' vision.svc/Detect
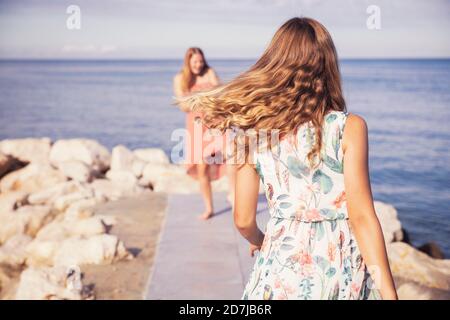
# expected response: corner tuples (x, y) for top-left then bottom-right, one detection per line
(242, 111), (381, 300)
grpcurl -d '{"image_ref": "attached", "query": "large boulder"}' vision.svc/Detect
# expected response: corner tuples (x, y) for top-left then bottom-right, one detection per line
(131, 159), (146, 179)
(388, 242), (450, 299)
(417, 242), (445, 259)
(394, 279), (450, 300)
(0, 138), (51, 164)
(35, 215), (113, 241)
(64, 198), (100, 220)
(0, 205), (53, 244)
(105, 170), (138, 186)
(373, 201), (403, 243)
(0, 153), (21, 179)
(26, 234), (132, 267)
(53, 188), (94, 212)
(0, 191), (29, 213)
(27, 181), (86, 206)
(15, 266), (92, 300)
(0, 234), (33, 268)
(0, 163), (67, 194)
(140, 162), (229, 193)
(89, 178), (148, 201)
(110, 145), (135, 172)
(109, 145), (163, 181)
(56, 160), (94, 182)
(49, 139), (111, 172)
(133, 148), (169, 165)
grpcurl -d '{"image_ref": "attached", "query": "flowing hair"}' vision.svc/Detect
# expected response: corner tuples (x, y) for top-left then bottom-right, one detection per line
(179, 17), (346, 166)
(180, 47), (210, 93)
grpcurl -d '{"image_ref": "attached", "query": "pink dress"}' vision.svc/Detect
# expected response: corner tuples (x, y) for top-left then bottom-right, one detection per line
(185, 82), (226, 181)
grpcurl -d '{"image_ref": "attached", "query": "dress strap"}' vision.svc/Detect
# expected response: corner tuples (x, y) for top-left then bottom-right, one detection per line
(339, 111), (349, 141)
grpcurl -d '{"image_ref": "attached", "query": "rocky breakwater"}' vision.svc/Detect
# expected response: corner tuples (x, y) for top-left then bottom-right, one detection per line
(0, 138), (229, 300)
(373, 202), (449, 299)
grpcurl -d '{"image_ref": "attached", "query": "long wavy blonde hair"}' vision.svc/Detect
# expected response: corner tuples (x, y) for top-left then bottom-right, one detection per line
(179, 17), (346, 165)
(180, 47), (210, 93)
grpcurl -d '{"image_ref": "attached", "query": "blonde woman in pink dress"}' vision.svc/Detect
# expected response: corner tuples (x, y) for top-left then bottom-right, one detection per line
(174, 47), (236, 220)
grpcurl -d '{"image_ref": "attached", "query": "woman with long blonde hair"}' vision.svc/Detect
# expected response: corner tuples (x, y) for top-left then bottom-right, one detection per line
(180, 18), (397, 299)
(174, 47), (236, 220)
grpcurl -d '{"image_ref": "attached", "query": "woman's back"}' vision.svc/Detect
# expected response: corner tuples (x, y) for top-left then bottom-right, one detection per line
(255, 110), (349, 222)
(243, 110), (381, 300)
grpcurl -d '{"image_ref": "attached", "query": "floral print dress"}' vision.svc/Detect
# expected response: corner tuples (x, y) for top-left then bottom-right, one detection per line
(242, 111), (381, 300)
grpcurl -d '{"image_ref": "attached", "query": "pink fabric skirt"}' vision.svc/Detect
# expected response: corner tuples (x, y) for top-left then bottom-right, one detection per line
(185, 111), (227, 181)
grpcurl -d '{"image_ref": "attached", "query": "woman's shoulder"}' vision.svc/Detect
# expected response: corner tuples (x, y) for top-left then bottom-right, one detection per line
(341, 112), (368, 152)
(322, 110), (367, 144)
(205, 67), (216, 76)
(325, 110), (364, 132)
(343, 113), (367, 137)
(205, 68), (220, 84)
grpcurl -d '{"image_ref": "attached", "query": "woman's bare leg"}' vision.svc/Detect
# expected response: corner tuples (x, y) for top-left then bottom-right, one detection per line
(197, 163), (214, 219)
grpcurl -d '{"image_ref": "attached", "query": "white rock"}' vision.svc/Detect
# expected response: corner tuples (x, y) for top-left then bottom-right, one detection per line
(0, 190), (29, 213)
(0, 152), (19, 178)
(0, 163), (67, 194)
(0, 138), (51, 164)
(133, 148), (169, 164)
(106, 169), (137, 186)
(49, 139), (110, 172)
(141, 162), (229, 193)
(64, 198), (99, 220)
(131, 159), (146, 178)
(35, 216), (109, 241)
(395, 280), (450, 300)
(15, 205), (54, 236)
(56, 160), (93, 182)
(55, 234), (131, 266)
(111, 145), (135, 172)
(53, 189), (94, 212)
(374, 201), (403, 243)
(141, 163), (185, 185)
(89, 178), (148, 201)
(0, 234), (32, 267)
(15, 266), (89, 300)
(388, 242), (450, 294)
(137, 176), (153, 189)
(0, 205), (53, 244)
(26, 234), (132, 267)
(27, 181), (86, 206)
(24, 239), (58, 266)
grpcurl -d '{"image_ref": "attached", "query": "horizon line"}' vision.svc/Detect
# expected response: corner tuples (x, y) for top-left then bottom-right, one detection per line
(1, 56), (450, 61)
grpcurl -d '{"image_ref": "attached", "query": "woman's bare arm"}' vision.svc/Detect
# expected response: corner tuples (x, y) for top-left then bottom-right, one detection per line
(234, 162), (264, 256)
(343, 114), (398, 300)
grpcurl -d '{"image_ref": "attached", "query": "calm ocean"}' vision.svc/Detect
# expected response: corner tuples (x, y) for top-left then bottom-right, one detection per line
(0, 59), (449, 256)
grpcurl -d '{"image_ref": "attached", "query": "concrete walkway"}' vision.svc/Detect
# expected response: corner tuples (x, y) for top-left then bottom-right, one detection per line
(146, 192), (269, 300)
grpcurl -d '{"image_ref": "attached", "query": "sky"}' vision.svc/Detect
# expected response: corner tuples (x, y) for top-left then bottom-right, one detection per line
(0, 0), (449, 59)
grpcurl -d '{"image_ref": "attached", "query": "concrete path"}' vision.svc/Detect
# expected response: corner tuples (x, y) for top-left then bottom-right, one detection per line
(146, 192), (269, 300)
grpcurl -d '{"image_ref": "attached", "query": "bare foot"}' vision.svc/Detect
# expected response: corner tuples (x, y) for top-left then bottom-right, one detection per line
(198, 211), (214, 220)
